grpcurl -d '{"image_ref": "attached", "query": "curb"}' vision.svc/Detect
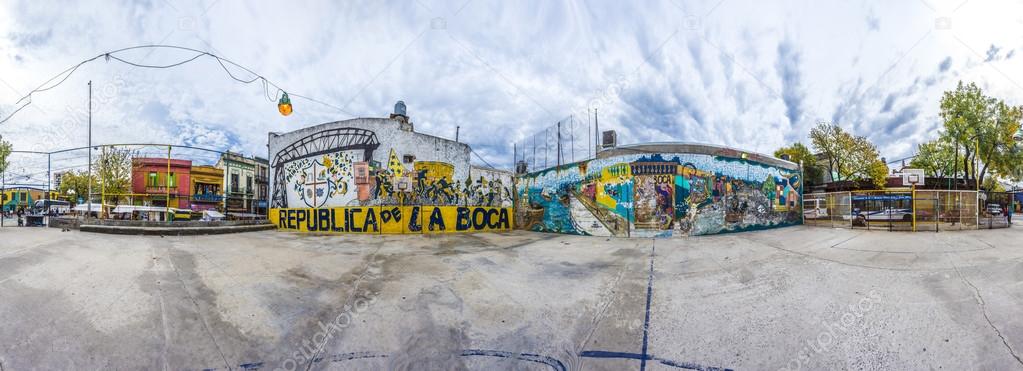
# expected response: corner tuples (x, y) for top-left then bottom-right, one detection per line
(79, 223), (276, 236)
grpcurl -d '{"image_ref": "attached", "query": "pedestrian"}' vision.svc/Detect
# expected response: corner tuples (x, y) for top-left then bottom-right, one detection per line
(1008, 204), (1013, 225)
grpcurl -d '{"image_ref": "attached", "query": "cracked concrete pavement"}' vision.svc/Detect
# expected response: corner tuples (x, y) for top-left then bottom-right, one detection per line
(0, 225), (1021, 370)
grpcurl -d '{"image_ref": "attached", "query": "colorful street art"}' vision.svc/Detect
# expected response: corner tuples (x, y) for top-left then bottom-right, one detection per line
(515, 152), (801, 237)
(271, 127), (513, 234)
(271, 206), (513, 234)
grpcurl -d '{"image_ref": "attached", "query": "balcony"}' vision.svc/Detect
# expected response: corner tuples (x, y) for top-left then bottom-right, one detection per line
(227, 188), (254, 196)
(255, 175), (269, 184)
(192, 193), (224, 202)
(144, 186), (179, 194)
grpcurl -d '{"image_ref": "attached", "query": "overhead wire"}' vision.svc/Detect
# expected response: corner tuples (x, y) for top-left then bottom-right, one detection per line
(0, 44), (356, 125)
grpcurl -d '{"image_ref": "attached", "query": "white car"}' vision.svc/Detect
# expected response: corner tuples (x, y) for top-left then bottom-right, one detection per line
(986, 204), (1003, 216)
(856, 208), (914, 222)
(803, 199), (829, 219)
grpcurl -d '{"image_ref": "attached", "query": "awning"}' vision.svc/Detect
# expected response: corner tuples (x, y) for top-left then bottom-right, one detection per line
(72, 203), (105, 212)
(111, 205), (187, 214)
(203, 210), (225, 218)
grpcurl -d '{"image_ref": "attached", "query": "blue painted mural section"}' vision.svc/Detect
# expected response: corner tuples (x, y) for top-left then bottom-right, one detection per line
(515, 151), (802, 237)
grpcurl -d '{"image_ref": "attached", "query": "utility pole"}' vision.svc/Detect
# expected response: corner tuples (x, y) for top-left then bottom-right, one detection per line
(87, 81), (93, 218)
(556, 121), (562, 168)
(532, 133), (536, 171)
(570, 115), (575, 163)
(166, 146), (171, 221)
(455, 126), (460, 142)
(2, 168), (5, 227)
(512, 143), (516, 170)
(594, 108), (600, 154)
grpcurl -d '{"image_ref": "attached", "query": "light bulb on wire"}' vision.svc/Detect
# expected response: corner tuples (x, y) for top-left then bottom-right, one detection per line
(278, 92), (294, 116)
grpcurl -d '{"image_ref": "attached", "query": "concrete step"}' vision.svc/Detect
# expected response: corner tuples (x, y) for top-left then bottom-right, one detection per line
(79, 223), (276, 236)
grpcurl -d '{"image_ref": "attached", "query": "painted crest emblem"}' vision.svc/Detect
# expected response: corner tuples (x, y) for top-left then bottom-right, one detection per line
(299, 159), (333, 208)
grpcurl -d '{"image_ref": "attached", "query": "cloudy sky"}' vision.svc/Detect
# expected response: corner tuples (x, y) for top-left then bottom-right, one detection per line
(1, 0), (1022, 184)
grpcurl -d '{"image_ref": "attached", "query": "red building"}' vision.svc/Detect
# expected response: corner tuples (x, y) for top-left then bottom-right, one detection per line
(131, 158), (192, 209)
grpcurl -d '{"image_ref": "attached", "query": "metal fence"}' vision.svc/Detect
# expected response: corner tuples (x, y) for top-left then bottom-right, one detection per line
(514, 115), (597, 173)
(803, 189), (1010, 232)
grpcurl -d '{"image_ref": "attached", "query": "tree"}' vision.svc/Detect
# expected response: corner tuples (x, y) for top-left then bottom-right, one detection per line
(809, 122), (888, 187)
(94, 147), (137, 206)
(773, 142), (822, 184)
(57, 170), (97, 204)
(909, 140), (955, 177)
(0, 135), (10, 178)
(937, 81), (1023, 189)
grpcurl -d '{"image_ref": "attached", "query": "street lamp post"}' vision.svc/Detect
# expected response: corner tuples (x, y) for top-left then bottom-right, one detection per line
(87, 81), (92, 218)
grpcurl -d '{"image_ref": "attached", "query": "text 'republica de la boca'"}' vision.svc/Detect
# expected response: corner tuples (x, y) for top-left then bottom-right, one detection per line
(270, 206), (513, 234)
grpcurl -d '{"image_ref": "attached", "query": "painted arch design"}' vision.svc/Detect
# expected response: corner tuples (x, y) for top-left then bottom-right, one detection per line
(271, 127), (381, 208)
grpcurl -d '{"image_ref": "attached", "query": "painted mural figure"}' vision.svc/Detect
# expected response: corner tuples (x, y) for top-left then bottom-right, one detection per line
(516, 151), (801, 238)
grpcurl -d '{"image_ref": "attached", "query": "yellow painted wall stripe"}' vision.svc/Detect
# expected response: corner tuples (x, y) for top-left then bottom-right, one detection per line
(270, 206), (513, 234)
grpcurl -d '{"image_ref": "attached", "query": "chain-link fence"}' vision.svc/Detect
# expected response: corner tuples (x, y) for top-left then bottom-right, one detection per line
(803, 189), (1007, 231)
(514, 115), (597, 173)
(978, 191), (1012, 229)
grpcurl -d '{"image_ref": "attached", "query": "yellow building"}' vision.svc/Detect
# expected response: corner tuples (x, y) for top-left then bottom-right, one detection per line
(190, 165), (224, 212)
(2, 187), (57, 212)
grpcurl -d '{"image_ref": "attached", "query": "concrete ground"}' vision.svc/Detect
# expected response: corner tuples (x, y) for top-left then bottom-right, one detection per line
(1, 225), (1021, 370)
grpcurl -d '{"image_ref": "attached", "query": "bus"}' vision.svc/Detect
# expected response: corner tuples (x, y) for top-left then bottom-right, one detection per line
(34, 199), (71, 215)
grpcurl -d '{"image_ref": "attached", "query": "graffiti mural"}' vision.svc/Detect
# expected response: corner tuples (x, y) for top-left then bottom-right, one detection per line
(270, 206), (512, 234)
(515, 151), (801, 237)
(270, 125), (513, 234)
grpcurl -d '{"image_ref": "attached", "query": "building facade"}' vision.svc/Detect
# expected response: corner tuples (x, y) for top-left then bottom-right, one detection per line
(268, 101), (485, 209)
(1, 187), (54, 212)
(189, 165), (224, 212)
(217, 153), (268, 214)
(131, 158), (192, 209)
(266, 101), (512, 234)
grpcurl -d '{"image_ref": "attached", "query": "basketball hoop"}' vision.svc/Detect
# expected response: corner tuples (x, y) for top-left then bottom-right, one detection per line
(898, 169), (925, 187)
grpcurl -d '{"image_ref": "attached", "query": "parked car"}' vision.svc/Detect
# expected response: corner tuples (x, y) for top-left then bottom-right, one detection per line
(803, 199), (828, 219)
(986, 204), (1003, 216)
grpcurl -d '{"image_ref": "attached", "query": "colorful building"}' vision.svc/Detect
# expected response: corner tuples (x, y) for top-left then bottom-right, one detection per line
(2, 187), (56, 212)
(189, 165), (224, 211)
(217, 153), (269, 215)
(131, 158), (192, 209)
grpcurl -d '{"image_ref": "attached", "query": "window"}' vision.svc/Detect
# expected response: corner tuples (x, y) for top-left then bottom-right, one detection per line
(147, 172), (158, 187)
(403, 154), (415, 163)
(167, 173), (175, 188)
(231, 173), (239, 192)
(246, 176), (252, 192)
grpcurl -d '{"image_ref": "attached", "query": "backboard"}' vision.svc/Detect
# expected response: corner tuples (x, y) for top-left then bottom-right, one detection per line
(901, 168), (925, 186)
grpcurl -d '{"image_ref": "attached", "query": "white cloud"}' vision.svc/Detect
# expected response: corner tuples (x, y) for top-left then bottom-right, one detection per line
(0, 0), (1021, 182)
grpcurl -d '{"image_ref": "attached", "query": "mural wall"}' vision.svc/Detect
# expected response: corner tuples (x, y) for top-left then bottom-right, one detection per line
(269, 118), (513, 234)
(270, 205), (512, 233)
(515, 151), (801, 237)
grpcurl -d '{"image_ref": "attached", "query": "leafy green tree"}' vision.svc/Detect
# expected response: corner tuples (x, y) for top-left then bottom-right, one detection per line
(0, 135), (10, 178)
(94, 147), (137, 205)
(57, 170), (97, 204)
(809, 122), (888, 187)
(773, 142), (822, 184)
(937, 81), (1023, 189)
(909, 140), (955, 177)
